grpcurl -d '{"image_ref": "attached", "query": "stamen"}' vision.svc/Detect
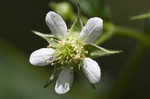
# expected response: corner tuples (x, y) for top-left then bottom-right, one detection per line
(54, 35), (85, 66)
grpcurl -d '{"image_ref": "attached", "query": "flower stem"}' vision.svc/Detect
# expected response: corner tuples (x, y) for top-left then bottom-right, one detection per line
(70, 0), (83, 31)
(103, 23), (150, 47)
(109, 19), (150, 99)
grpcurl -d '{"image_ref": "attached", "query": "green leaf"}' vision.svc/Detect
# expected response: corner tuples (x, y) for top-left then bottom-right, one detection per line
(50, 2), (74, 20)
(32, 31), (59, 48)
(131, 13), (150, 20)
(84, 44), (121, 58)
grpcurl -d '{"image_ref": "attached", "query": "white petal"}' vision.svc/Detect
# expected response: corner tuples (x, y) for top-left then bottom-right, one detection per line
(82, 58), (101, 84)
(45, 11), (67, 39)
(29, 48), (55, 66)
(55, 68), (73, 94)
(80, 17), (103, 43)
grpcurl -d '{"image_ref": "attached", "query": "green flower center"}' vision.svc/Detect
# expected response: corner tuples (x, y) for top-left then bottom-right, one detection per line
(54, 33), (85, 66)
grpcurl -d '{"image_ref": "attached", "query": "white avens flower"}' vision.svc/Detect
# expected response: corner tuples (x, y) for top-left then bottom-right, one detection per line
(29, 48), (55, 66)
(29, 11), (117, 95)
(82, 58), (101, 84)
(55, 68), (73, 94)
(45, 11), (67, 39)
(80, 17), (103, 43)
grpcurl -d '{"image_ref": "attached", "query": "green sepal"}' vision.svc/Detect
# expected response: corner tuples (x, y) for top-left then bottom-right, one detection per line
(32, 31), (59, 48)
(43, 73), (55, 88)
(84, 44), (121, 58)
(43, 66), (60, 88)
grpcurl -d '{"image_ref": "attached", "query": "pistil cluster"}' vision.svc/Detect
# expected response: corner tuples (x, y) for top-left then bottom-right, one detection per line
(54, 33), (85, 66)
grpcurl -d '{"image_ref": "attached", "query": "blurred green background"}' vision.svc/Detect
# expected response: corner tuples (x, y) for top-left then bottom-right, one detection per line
(0, 0), (150, 99)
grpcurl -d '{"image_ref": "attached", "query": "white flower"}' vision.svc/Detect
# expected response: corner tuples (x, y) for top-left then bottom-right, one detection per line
(45, 11), (67, 39)
(55, 68), (73, 94)
(80, 17), (103, 43)
(82, 58), (101, 84)
(29, 48), (55, 66)
(29, 11), (103, 94)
